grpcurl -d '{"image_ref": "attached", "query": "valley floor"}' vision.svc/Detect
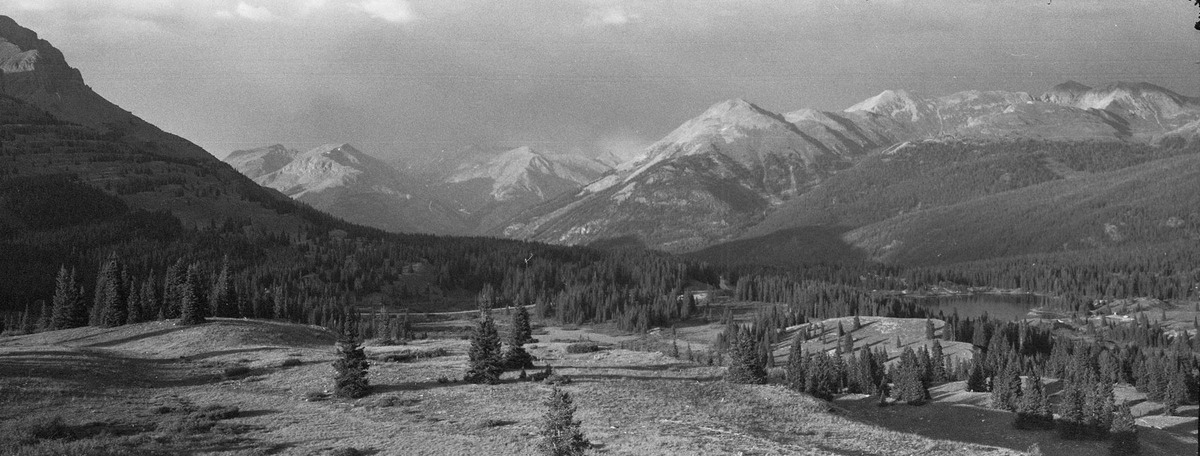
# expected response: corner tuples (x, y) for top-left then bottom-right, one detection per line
(0, 319), (1194, 455)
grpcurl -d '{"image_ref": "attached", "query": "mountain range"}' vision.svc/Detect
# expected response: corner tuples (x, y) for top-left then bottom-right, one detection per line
(224, 143), (611, 235)
(4, 11), (1199, 271)
(497, 81), (1200, 265)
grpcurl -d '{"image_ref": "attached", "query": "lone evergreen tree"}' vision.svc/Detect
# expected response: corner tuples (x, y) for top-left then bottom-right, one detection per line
(537, 387), (588, 456)
(465, 301), (504, 384)
(332, 329), (370, 398)
(1109, 403), (1139, 455)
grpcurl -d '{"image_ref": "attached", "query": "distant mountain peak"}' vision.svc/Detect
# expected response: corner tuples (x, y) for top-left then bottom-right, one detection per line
(844, 89), (930, 122)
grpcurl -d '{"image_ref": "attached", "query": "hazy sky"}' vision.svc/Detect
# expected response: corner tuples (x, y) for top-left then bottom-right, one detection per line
(3, 1), (1197, 162)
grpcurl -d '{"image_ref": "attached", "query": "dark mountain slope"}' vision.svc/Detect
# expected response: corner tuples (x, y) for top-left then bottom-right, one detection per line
(845, 148), (1200, 266)
(0, 16), (210, 160)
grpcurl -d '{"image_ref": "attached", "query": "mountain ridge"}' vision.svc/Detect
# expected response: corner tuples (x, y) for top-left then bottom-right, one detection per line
(498, 81), (1200, 262)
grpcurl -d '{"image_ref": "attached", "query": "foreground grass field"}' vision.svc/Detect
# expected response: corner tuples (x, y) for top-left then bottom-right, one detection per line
(0, 317), (1193, 455)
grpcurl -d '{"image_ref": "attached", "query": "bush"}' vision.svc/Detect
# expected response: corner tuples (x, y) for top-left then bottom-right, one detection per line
(222, 366), (251, 378)
(281, 358), (303, 368)
(329, 448), (364, 456)
(565, 343), (600, 354)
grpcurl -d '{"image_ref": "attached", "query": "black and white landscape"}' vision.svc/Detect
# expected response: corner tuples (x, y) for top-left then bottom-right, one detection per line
(1, 3), (1198, 456)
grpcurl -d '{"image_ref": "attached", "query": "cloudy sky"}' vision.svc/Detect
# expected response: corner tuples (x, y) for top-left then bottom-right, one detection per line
(3, 1), (1197, 162)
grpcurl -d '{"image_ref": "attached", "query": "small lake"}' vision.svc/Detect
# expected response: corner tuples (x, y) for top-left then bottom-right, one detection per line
(909, 293), (1060, 321)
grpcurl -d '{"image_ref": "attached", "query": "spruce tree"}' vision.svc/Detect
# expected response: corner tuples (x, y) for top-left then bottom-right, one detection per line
(50, 267), (86, 330)
(177, 264), (207, 326)
(210, 257), (239, 318)
(804, 351), (836, 400)
(930, 340), (948, 383)
(125, 278), (143, 325)
(1014, 372), (1054, 430)
(537, 387), (588, 456)
(966, 356), (988, 392)
(512, 304), (534, 344)
(1164, 368), (1187, 416)
(503, 307), (535, 370)
(162, 259), (186, 319)
(465, 306), (504, 384)
(95, 255), (127, 328)
(725, 330), (767, 384)
(785, 334), (806, 392)
(991, 363), (1022, 412)
(332, 329), (370, 398)
(1057, 381), (1087, 440)
(1108, 403), (1139, 455)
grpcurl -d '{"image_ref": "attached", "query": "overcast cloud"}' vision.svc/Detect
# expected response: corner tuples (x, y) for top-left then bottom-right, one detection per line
(2, 0), (1196, 162)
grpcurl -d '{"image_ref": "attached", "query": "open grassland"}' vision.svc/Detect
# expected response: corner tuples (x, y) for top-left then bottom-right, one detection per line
(0, 318), (1194, 455)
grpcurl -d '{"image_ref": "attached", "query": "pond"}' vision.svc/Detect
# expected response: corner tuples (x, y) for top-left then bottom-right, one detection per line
(909, 293), (1060, 321)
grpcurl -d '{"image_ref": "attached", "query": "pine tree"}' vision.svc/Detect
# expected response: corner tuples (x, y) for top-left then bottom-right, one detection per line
(465, 307), (504, 384)
(512, 304), (534, 344)
(852, 315), (861, 331)
(162, 259), (186, 319)
(125, 277), (143, 325)
(894, 347), (929, 405)
(537, 387), (588, 456)
(925, 318), (935, 340)
(930, 340), (948, 383)
(1108, 403), (1139, 455)
(725, 329), (767, 384)
(991, 363), (1022, 412)
(805, 351), (836, 400)
(210, 257), (239, 318)
(1085, 381), (1114, 438)
(50, 267), (87, 330)
(785, 333), (806, 392)
(95, 255), (127, 328)
(503, 306), (535, 370)
(1164, 367), (1188, 416)
(1057, 381), (1087, 440)
(966, 355), (988, 392)
(841, 332), (854, 354)
(177, 264), (207, 326)
(1014, 372), (1054, 430)
(332, 329), (370, 398)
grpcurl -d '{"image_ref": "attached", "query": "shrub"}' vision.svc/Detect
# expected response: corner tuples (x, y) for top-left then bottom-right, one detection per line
(281, 358), (303, 368)
(329, 448), (364, 456)
(565, 343), (600, 354)
(222, 366), (251, 378)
